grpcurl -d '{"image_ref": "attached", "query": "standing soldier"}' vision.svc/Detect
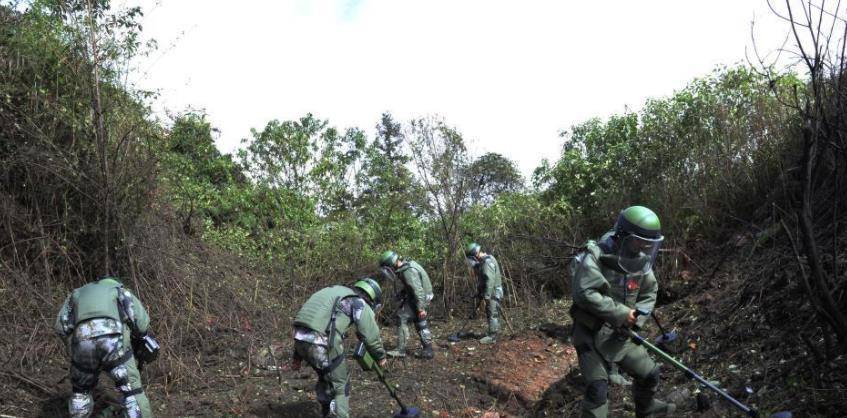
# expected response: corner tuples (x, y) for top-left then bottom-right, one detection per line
(465, 243), (503, 344)
(569, 206), (676, 417)
(291, 278), (387, 418)
(378, 250), (434, 359)
(55, 276), (157, 418)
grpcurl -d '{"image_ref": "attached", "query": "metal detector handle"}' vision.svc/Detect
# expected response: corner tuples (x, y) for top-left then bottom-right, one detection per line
(625, 328), (759, 417)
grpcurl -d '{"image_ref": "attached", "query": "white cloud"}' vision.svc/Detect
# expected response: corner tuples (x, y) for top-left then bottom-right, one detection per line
(132, 0), (793, 176)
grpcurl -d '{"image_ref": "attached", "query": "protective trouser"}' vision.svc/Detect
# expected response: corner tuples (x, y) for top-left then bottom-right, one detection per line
(484, 298), (500, 337)
(576, 339), (661, 418)
(69, 330), (152, 418)
(294, 340), (350, 418)
(395, 300), (432, 352)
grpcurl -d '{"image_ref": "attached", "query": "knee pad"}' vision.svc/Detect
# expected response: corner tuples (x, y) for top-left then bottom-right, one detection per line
(584, 379), (609, 407)
(414, 319), (428, 331)
(635, 365), (661, 389)
(69, 392), (93, 418)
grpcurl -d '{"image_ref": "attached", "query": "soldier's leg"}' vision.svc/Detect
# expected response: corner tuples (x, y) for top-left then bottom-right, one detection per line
(390, 303), (412, 356)
(295, 340), (334, 416)
(618, 345), (675, 417)
(104, 334), (152, 418)
(69, 339), (100, 418)
(573, 325), (610, 418)
(413, 317), (434, 358)
(324, 359), (351, 418)
(478, 298), (499, 344)
(486, 298), (500, 336)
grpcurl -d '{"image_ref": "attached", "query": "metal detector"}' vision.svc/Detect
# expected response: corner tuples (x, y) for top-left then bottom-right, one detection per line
(353, 342), (421, 418)
(630, 310), (791, 418)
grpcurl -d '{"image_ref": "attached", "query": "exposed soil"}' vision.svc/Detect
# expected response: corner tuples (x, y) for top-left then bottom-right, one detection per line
(4, 236), (847, 417)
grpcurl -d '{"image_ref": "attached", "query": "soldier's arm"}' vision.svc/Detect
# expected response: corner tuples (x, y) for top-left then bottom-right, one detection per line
(571, 255), (632, 327)
(54, 294), (74, 338)
(121, 289), (150, 335)
(354, 303), (386, 361)
(403, 270), (427, 312)
(634, 271), (658, 328)
(481, 260), (497, 299)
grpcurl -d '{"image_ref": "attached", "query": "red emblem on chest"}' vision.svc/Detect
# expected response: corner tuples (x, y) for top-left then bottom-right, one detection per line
(626, 277), (640, 291)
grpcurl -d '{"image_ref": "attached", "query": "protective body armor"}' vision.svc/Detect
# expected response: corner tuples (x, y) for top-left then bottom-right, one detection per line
(474, 255), (502, 299)
(396, 260), (433, 301)
(294, 286), (357, 339)
(72, 280), (124, 324)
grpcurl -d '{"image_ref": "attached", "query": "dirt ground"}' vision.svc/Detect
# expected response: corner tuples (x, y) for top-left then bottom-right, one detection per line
(0, 316), (779, 418)
(2, 266), (842, 418)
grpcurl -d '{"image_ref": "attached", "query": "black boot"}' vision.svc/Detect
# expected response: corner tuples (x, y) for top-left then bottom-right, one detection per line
(420, 343), (434, 359)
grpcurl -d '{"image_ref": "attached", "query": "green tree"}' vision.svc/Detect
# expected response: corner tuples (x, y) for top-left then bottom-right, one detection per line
(466, 152), (524, 206)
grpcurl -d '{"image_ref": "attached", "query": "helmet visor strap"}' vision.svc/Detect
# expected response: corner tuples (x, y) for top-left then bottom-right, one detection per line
(617, 234), (662, 274)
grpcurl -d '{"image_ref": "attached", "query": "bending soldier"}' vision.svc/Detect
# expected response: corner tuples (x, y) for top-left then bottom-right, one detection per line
(465, 243), (502, 344)
(570, 206), (675, 417)
(55, 276), (156, 418)
(379, 251), (435, 359)
(291, 278), (387, 418)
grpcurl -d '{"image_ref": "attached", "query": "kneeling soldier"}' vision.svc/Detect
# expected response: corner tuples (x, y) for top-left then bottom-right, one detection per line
(292, 278), (387, 418)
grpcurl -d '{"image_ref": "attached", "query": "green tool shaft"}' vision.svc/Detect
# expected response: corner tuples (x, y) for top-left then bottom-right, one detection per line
(626, 329), (758, 417)
(373, 362), (407, 411)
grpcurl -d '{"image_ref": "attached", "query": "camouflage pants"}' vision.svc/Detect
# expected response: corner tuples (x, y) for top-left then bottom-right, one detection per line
(484, 297), (500, 336)
(294, 340), (350, 418)
(396, 300), (432, 351)
(69, 329), (152, 418)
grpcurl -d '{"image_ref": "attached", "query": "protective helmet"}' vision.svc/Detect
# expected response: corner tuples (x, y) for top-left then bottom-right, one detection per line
(465, 242), (481, 258)
(353, 278), (383, 310)
(378, 250), (399, 268)
(613, 206), (664, 274)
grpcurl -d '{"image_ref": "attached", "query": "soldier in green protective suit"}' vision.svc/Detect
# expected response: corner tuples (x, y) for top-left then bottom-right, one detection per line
(465, 243), (502, 344)
(291, 278), (387, 418)
(55, 276), (155, 418)
(570, 206), (676, 418)
(378, 250), (434, 359)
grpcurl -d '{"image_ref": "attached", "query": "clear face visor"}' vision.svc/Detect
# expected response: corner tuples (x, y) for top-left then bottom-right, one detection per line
(617, 234), (663, 274)
(379, 266), (396, 282)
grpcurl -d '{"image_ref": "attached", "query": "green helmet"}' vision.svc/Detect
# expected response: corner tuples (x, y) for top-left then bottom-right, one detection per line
(614, 206), (662, 240)
(613, 206), (664, 274)
(353, 278), (383, 309)
(378, 250), (399, 267)
(465, 242), (481, 257)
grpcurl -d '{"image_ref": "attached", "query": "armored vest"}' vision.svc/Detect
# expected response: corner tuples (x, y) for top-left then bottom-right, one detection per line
(293, 286), (357, 336)
(397, 260), (433, 296)
(570, 240), (652, 330)
(73, 279), (124, 324)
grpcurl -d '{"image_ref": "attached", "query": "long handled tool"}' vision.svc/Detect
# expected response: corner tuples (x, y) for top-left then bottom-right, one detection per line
(447, 296), (481, 342)
(630, 310), (790, 418)
(353, 342), (421, 418)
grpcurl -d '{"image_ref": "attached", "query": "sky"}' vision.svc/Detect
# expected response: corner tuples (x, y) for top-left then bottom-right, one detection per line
(130, 0), (795, 177)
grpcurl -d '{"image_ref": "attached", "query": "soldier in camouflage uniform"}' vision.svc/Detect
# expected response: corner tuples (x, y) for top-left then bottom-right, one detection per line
(570, 206), (676, 418)
(55, 276), (154, 418)
(465, 243), (503, 344)
(378, 250), (434, 359)
(291, 278), (387, 418)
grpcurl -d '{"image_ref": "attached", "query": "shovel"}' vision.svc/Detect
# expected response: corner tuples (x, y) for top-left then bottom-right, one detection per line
(353, 342), (421, 418)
